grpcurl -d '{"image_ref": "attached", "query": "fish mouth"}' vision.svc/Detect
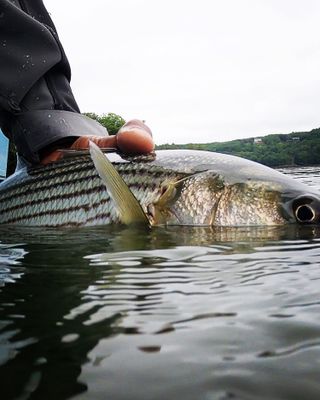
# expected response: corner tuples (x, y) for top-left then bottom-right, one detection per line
(291, 195), (320, 224)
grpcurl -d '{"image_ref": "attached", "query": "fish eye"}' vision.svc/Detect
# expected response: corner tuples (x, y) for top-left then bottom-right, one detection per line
(295, 204), (315, 223)
(292, 196), (320, 224)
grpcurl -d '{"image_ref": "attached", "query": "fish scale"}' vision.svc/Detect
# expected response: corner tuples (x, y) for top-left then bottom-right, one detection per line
(0, 153), (181, 227)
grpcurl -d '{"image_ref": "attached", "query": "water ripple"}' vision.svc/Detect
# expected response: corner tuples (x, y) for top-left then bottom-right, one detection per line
(0, 243), (26, 285)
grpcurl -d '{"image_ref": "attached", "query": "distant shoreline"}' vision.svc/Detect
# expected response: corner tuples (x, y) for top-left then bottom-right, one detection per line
(156, 127), (320, 168)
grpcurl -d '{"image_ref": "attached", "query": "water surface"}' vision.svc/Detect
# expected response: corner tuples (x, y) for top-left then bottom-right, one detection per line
(1, 167), (320, 400)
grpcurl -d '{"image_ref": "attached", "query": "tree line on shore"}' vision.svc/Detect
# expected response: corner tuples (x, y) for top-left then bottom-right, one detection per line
(156, 128), (320, 167)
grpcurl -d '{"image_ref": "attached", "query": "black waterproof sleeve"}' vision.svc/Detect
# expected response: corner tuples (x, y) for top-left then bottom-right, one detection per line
(0, 0), (107, 164)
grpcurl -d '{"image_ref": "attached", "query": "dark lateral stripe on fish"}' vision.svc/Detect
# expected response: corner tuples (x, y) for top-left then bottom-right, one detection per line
(8, 212), (113, 228)
(0, 174), (100, 203)
(4, 161), (88, 191)
(28, 158), (94, 177)
(0, 184), (108, 214)
(0, 180), (160, 216)
(50, 212), (116, 228)
(0, 200), (112, 224)
(0, 173), (104, 203)
(0, 168), (96, 197)
(0, 163), (163, 200)
(0, 179), (159, 207)
(26, 158), (154, 181)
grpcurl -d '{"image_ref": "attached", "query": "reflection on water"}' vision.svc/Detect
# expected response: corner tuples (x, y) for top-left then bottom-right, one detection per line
(1, 167), (320, 399)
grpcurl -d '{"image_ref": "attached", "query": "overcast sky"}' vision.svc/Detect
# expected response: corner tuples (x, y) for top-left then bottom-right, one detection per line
(44, 0), (320, 145)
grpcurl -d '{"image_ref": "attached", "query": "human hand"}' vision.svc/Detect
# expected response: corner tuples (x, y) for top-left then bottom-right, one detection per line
(41, 119), (154, 165)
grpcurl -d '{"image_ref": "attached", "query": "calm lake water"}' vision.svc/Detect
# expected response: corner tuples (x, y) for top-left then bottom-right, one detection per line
(1, 166), (320, 400)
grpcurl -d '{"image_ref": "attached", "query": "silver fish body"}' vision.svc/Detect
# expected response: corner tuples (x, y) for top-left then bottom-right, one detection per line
(0, 150), (319, 227)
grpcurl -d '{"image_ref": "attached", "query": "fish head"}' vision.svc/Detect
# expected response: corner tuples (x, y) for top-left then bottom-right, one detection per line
(149, 170), (320, 226)
(281, 193), (320, 224)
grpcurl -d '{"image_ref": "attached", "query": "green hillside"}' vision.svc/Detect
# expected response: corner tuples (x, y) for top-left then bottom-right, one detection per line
(156, 128), (320, 167)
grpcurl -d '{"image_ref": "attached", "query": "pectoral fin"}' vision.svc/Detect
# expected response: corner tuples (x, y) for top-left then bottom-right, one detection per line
(89, 141), (150, 226)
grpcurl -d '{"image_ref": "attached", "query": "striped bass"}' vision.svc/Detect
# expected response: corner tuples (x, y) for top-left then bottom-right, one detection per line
(0, 147), (320, 227)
